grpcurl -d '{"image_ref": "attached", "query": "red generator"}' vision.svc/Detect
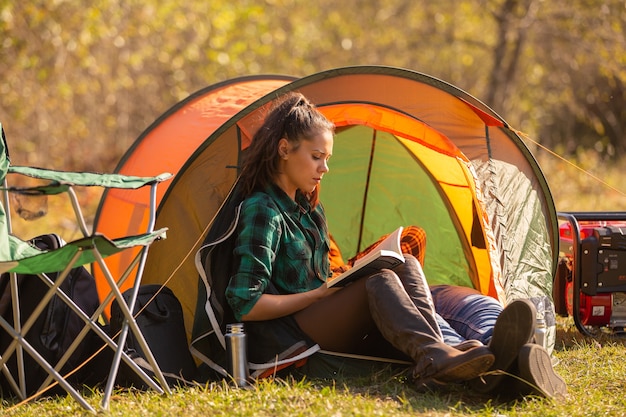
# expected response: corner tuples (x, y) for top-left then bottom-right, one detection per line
(556, 212), (626, 336)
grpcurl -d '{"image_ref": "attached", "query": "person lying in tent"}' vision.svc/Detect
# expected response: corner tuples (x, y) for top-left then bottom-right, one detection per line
(224, 91), (495, 391)
(430, 284), (567, 399)
(329, 225), (567, 399)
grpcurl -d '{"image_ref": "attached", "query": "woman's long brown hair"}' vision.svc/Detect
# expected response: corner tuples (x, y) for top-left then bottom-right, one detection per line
(238, 92), (334, 207)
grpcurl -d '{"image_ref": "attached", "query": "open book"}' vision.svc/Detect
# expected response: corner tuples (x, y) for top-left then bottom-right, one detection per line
(327, 226), (405, 288)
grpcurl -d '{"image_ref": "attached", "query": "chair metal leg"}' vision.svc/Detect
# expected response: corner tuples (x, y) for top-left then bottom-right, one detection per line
(100, 180), (171, 409)
(0, 314), (96, 412)
(36, 257), (165, 394)
(0, 253), (98, 412)
(8, 270), (26, 396)
(0, 257), (78, 401)
(95, 246), (171, 411)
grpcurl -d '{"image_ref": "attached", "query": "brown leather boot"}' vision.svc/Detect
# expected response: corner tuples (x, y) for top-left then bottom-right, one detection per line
(394, 255), (443, 336)
(365, 271), (494, 388)
(452, 339), (484, 352)
(469, 298), (536, 394)
(512, 343), (567, 399)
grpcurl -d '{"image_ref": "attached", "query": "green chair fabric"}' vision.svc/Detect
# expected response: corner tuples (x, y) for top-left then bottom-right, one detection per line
(2, 232), (167, 275)
(0, 122), (172, 412)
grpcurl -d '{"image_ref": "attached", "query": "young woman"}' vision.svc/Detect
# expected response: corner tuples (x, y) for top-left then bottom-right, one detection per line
(224, 92), (494, 388)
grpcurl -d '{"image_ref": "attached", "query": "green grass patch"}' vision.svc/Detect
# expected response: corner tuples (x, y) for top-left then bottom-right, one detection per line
(2, 317), (626, 416)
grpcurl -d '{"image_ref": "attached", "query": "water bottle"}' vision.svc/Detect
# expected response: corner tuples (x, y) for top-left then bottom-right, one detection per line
(225, 323), (250, 387)
(535, 317), (547, 349)
(534, 298), (547, 349)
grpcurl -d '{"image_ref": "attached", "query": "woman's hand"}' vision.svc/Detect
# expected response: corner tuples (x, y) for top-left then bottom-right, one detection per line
(241, 285), (340, 322)
(312, 282), (340, 300)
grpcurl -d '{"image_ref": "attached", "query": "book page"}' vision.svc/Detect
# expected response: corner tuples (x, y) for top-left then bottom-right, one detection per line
(328, 226), (404, 288)
(353, 226), (404, 267)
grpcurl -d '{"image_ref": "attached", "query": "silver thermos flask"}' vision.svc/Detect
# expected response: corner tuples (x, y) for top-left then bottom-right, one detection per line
(534, 298), (547, 349)
(225, 323), (250, 387)
(535, 317), (547, 349)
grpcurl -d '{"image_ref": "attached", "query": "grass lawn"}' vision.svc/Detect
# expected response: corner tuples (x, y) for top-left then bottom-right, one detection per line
(2, 316), (625, 417)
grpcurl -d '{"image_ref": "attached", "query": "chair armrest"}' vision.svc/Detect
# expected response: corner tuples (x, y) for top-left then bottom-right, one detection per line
(4, 228), (168, 275)
(8, 166), (172, 191)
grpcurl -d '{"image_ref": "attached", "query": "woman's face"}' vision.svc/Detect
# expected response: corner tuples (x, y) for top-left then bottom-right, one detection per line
(276, 129), (334, 200)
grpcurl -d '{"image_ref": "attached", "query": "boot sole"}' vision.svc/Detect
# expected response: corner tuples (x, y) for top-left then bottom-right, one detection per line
(470, 299), (536, 393)
(517, 343), (567, 398)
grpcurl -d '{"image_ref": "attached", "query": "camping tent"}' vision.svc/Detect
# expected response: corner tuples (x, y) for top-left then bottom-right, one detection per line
(93, 74), (295, 307)
(94, 66), (559, 354)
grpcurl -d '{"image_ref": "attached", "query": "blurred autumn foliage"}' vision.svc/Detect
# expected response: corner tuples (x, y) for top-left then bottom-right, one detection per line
(1, 0), (625, 228)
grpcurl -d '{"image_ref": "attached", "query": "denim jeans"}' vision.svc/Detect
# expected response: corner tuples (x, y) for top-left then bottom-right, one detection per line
(430, 285), (503, 346)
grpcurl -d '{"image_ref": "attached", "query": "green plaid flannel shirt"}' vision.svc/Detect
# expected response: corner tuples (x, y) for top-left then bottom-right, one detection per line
(225, 183), (331, 321)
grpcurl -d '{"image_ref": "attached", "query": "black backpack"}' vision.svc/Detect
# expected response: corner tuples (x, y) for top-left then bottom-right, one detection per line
(110, 284), (197, 388)
(0, 234), (106, 397)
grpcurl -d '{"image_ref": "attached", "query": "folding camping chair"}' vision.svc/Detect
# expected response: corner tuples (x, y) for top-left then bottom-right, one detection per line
(0, 123), (173, 412)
